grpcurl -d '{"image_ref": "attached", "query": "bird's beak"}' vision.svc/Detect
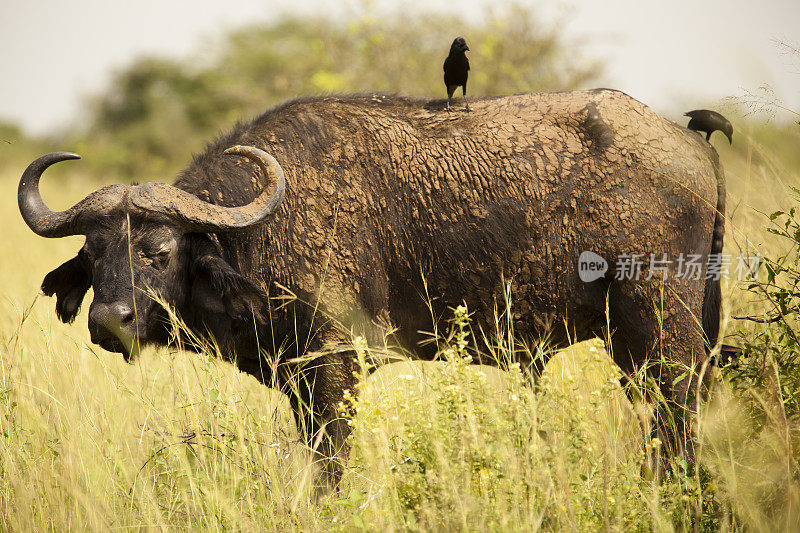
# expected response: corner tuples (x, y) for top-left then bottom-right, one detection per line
(465, 46), (470, 51)
(727, 133), (733, 144)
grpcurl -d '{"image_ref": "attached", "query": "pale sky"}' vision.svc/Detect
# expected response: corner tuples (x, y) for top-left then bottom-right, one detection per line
(1, 0), (798, 136)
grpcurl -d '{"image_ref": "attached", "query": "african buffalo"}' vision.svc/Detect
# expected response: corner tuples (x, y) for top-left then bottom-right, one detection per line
(19, 89), (726, 488)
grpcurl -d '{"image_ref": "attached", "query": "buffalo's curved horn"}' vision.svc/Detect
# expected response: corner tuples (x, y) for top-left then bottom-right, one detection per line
(18, 152), (127, 238)
(130, 145), (286, 232)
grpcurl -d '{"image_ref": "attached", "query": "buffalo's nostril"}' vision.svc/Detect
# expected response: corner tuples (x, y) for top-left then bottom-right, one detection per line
(90, 301), (135, 329)
(111, 302), (134, 324)
(89, 304), (104, 326)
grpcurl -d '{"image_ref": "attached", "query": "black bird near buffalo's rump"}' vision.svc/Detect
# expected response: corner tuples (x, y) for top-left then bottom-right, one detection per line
(685, 109), (733, 144)
(20, 89), (729, 491)
(443, 37), (470, 112)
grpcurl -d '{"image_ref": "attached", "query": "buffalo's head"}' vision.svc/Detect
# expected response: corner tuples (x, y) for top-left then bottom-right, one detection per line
(18, 146), (285, 361)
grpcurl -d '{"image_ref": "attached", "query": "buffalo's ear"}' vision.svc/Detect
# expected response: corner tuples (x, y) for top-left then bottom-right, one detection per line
(41, 250), (92, 324)
(189, 250), (268, 325)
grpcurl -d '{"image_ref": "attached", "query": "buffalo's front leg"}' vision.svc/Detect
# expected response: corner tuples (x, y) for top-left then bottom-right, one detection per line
(281, 345), (358, 494)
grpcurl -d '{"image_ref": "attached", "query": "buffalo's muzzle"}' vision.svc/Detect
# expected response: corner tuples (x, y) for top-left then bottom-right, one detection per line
(89, 301), (140, 359)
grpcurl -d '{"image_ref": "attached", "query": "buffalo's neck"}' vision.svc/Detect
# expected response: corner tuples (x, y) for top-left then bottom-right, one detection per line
(177, 304), (283, 384)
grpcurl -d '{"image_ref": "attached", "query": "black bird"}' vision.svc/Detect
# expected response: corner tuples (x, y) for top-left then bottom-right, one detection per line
(443, 37), (470, 112)
(685, 109), (733, 144)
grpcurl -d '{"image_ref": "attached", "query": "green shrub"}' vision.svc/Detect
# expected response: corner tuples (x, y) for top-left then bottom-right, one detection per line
(334, 305), (686, 531)
(727, 189), (800, 419)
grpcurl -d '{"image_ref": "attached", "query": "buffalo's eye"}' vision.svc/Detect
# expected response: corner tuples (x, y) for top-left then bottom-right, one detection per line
(143, 246), (172, 269)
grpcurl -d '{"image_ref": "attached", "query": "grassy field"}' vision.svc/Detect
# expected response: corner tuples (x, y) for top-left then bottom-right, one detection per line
(1, 121), (799, 530)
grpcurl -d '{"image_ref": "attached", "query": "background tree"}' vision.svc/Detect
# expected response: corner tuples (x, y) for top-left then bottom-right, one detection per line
(78, 4), (602, 178)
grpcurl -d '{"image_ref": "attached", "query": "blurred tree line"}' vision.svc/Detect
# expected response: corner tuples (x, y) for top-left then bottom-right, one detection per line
(71, 4), (602, 179)
(4, 6), (798, 182)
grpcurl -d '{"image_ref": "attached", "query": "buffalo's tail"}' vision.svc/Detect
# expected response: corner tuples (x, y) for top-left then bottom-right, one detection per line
(702, 150), (726, 351)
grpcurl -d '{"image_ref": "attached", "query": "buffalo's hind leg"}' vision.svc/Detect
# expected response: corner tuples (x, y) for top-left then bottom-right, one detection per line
(605, 278), (712, 479)
(280, 337), (358, 496)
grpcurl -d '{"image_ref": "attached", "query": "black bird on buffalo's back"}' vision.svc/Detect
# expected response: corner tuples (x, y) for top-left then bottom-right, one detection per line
(685, 109), (733, 144)
(444, 36), (470, 112)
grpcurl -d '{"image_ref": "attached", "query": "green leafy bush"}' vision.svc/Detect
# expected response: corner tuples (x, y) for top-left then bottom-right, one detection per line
(336, 305), (686, 530)
(728, 191), (800, 419)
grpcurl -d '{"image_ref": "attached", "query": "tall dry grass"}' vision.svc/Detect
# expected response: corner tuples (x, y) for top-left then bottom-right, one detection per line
(0, 119), (798, 530)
